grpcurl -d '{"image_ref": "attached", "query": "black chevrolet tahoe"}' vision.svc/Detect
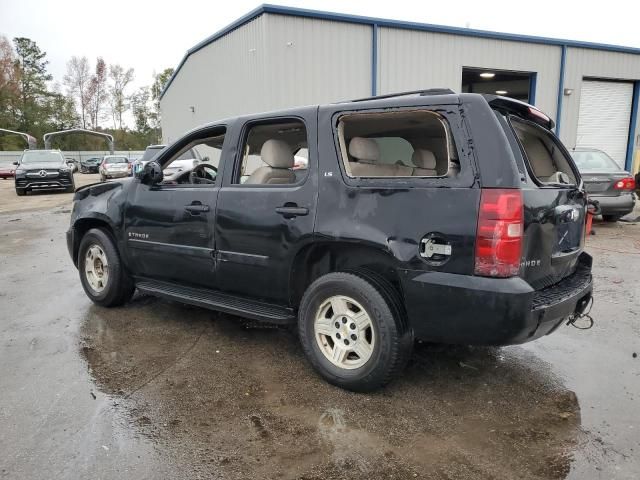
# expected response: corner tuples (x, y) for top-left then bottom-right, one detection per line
(67, 90), (593, 391)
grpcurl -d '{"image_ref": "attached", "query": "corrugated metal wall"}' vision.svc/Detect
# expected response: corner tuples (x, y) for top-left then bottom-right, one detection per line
(161, 12), (640, 168)
(160, 16), (267, 143)
(160, 14), (371, 143)
(561, 47), (640, 151)
(377, 28), (561, 120)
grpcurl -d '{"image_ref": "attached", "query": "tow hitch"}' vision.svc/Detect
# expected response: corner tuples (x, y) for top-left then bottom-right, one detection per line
(567, 295), (594, 330)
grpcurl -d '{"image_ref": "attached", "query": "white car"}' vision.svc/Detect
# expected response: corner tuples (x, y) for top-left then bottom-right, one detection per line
(163, 159), (200, 180)
(100, 156), (131, 181)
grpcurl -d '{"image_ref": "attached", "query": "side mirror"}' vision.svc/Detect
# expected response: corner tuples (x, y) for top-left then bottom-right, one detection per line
(202, 156), (210, 163)
(12, 161), (18, 165)
(139, 161), (163, 185)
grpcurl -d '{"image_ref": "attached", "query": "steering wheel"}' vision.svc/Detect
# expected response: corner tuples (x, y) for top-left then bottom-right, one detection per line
(189, 164), (217, 184)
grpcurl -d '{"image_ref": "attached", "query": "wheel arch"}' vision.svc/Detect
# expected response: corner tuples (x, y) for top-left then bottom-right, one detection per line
(289, 241), (406, 310)
(71, 214), (118, 266)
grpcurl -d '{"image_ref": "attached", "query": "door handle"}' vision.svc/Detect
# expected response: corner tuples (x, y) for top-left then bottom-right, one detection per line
(185, 203), (210, 213)
(275, 205), (308, 218)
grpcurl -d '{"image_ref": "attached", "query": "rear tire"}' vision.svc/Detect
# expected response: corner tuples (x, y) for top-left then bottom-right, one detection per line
(15, 188), (25, 196)
(78, 228), (135, 307)
(298, 272), (413, 392)
(602, 214), (621, 222)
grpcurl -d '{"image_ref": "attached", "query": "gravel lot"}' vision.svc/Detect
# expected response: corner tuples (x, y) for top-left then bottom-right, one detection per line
(0, 178), (638, 479)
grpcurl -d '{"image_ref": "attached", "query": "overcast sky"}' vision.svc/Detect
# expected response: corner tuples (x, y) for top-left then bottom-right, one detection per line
(1, 0), (638, 95)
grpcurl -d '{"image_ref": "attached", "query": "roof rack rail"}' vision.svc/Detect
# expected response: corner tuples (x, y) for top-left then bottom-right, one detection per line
(349, 88), (456, 103)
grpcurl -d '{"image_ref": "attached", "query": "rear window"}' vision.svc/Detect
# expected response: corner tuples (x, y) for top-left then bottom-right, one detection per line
(141, 147), (164, 162)
(104, 157), (128, 164)
(336, 110), (459, 178)
(572, 150), (620, 172)
(511, 117), (577, 185)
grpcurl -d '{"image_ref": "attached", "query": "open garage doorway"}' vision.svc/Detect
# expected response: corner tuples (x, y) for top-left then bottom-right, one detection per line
(462, 67), (536, 103)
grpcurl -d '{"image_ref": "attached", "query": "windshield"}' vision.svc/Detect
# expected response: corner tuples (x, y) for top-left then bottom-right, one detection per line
(84, 158), (101, 164)
(141, 147), (164, 162)
(572, 150), (621, 172)
(20, 151), (63, 164)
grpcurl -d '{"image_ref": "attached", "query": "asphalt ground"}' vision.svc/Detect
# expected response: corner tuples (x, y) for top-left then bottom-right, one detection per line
(0, 178), (638, 479)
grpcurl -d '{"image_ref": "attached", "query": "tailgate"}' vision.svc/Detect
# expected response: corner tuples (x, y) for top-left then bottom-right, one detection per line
(509, 116), (587, 289)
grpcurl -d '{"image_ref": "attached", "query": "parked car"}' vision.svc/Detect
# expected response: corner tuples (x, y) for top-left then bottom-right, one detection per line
(0, 165), (15, 179)
(14, 149), (75, 195)
(138, 145), (166, 166)
(99, 155), (132, 181)
(67, 90), (593, 391)
(80, 157), (102, 173)
(571, 148), (636, 221)
(65, 157), (79, 172)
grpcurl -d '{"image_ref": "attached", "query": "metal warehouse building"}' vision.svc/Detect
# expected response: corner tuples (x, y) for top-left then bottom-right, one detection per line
(160, 4), (640, 171)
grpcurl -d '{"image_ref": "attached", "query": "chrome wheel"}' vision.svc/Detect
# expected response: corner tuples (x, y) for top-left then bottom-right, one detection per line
(84, 244), (109, 293)
(314, 295), (375, 370)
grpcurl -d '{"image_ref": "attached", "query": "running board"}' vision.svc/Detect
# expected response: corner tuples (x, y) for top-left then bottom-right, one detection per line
(135, 279), (296, 325)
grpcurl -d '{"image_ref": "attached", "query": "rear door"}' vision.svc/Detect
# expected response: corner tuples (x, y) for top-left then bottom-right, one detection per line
(503, 115), (587, 289)
(214, 108), (318, 303)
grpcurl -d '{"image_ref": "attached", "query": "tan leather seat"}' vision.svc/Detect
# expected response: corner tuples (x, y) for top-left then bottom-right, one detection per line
(348, 137), (400, 177)
(245, 139), (296, 185)
(411, 149), (438, 176)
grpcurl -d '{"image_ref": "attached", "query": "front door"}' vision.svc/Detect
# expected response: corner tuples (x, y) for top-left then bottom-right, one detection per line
(215, 109), (318, 302)
(124, 126), (227, 288)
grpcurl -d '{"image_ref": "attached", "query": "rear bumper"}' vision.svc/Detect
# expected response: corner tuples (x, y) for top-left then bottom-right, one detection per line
(589, 193), (635, 216)
(103, 171), (129, 179)
(401, 253), (593, 345)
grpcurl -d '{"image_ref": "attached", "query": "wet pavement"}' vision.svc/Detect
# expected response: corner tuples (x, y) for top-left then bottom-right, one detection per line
(1, 192), (639, 479)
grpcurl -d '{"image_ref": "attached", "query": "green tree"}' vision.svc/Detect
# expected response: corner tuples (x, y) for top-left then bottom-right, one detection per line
(108, 64), (134, 129)
(150, 67), (174, 130)
(13, 37), (52, 133)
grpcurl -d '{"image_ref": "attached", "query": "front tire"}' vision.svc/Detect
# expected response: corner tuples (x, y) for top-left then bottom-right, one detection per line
(602, 214), (621, 222)
(15, 188), (26, 196)
(298, 272), (413, 392)
(78, 228), (135, 307)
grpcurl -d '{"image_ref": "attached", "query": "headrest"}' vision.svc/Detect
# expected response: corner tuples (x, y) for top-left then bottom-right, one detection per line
(411, 149), (437, 169)
(260, 139), (294, 168)
(349, 137), (379, 164)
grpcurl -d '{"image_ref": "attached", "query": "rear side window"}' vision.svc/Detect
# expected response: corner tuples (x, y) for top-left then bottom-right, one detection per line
(336, 110), (459, 178)
(511, 117), (576, 185)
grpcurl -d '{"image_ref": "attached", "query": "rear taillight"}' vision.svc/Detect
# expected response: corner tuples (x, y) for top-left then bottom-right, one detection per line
(474, 189), (523, 278)
(613, 177), (635, 190)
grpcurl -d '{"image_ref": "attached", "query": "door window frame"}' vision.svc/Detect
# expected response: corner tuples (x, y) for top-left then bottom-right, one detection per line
(149, 124), (227, 190)
(230, 115), (311, 188)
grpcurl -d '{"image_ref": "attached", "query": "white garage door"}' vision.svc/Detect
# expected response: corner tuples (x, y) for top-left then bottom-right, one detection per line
(576, 79), (633, 168)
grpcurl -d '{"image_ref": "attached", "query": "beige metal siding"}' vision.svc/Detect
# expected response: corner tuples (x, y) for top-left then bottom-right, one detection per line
(160, 16), (267, 143)
(260, 14), (371, 109)
(377, 28), (562, 121)
(161, 15), (371, 143)
(561, 48), (640, 153)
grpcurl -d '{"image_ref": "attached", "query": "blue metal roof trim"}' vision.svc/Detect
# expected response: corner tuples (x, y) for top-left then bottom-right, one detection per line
(160, 3), (640, 100)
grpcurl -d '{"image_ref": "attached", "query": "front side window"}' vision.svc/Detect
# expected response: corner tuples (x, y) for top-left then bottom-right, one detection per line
(234, 119), (308, 185)
(336, 110), (459, 178)
(159, 130), (225, 186)
(511, 117), (577, 185)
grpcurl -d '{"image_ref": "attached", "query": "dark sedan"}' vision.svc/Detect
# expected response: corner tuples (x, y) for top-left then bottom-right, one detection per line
(80, 157), (102, 173)
(572, 148), (636, 221)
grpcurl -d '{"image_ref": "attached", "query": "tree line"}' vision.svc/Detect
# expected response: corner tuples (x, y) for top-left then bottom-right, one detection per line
(0, 35), (174, 151)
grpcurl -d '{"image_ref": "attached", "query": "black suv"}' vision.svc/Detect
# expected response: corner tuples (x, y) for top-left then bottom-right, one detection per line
(15, 149), (75, 196)
(66, 91), (593, 391)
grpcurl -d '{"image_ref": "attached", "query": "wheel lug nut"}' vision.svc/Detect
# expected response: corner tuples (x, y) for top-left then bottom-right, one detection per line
(342, 318), (347, 324)
(350, 323), (356, 330)
(334, 322), (340, 328)
(344, 339), (349, 346)
(351, 334), (357, 341)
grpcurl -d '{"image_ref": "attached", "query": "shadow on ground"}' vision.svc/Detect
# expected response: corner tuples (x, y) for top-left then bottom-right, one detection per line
(80, 295), (581, 480)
